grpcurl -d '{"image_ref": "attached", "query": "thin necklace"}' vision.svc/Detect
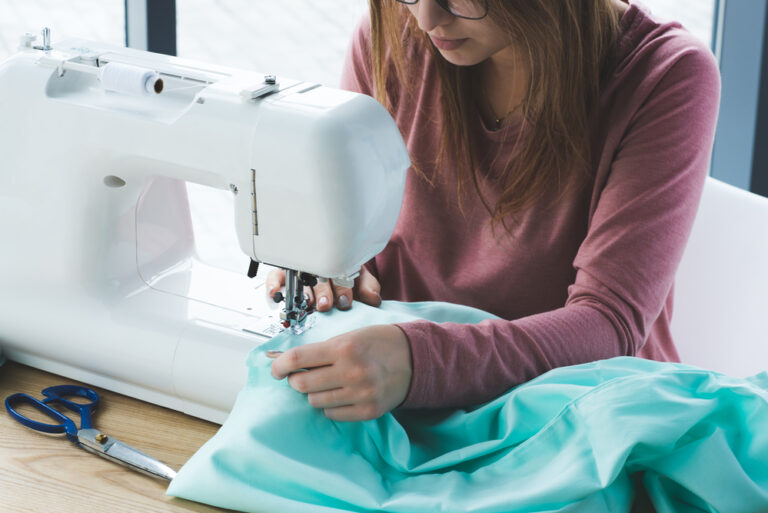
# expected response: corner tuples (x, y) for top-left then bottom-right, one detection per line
(481, 81), (523, 130)
(489, 97), (523, 130)
(479, 65), (525, 130)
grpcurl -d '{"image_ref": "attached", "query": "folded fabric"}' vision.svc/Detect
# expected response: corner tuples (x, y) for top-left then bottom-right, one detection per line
(167, 301), (768, 513)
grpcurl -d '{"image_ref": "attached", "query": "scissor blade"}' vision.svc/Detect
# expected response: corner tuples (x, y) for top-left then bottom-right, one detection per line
(77, 428), (177, 481)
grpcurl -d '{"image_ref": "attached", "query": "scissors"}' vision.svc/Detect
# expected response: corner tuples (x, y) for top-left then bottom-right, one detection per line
(5, 385), (176, 481)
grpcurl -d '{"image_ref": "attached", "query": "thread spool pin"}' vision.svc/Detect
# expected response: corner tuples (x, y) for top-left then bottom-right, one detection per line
(41, 27), (51, 51)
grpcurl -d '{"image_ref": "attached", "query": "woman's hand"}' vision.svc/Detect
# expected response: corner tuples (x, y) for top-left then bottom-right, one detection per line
(269, 325), (412, 421)
(266, 267), (382, 312)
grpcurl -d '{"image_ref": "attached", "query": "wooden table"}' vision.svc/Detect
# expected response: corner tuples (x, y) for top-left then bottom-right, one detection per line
(0, 361), (233, 512)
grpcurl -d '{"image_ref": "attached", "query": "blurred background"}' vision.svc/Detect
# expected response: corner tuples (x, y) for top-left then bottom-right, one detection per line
(0, 1), (716, 89)
(0, 0), (763, 270)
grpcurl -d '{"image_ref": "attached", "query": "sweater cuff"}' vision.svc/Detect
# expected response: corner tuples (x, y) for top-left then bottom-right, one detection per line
(394, 320), (436, 409)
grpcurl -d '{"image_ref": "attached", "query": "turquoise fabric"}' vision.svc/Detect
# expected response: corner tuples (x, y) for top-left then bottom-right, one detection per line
(167, 301), (768, 513)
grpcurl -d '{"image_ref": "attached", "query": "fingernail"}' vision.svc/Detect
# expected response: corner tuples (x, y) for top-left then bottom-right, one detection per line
(266, 350), (283, 358)
(338, 295), (350, 309)
(318, 296), (329, 308)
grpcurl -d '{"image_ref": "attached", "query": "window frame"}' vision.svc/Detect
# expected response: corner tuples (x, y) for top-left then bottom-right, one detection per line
(124, 0), (176, 56)
(710, 0), (768, 197)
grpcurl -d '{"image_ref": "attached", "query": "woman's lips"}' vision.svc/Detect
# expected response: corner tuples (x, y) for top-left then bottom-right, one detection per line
(430, 35), (468, 51)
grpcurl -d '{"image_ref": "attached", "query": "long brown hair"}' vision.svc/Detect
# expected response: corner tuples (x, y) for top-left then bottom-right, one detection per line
(369, 0), (622, 226)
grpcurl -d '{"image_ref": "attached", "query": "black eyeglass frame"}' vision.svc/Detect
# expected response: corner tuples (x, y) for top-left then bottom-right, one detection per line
(394, 0), (489, 21)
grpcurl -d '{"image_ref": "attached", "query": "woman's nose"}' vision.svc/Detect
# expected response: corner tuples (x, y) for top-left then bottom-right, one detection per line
(411, 0), (454, 33)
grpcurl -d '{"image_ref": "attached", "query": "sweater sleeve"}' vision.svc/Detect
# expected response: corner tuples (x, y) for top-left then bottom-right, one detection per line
(397, 42), (722, 409)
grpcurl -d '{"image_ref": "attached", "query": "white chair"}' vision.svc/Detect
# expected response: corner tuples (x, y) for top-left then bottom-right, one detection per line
(670, 177), (768, 376)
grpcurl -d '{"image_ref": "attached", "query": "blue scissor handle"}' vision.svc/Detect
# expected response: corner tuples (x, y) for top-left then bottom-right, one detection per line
(42, 385), (99, 427)
(5, 385), (99, 443)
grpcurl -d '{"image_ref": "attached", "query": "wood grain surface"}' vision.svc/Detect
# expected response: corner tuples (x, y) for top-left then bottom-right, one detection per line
(0, 361), (234, 512)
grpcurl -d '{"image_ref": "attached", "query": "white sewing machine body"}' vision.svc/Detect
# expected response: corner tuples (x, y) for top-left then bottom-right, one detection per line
(0, 36), (409, 422)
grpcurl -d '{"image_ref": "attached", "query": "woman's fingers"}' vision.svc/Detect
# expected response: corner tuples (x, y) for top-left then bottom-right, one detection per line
(311, 279), (354, 312)
(270, 269), (379, 312)
(332, 281), (354, 310)
(270, 341), (336, 379)
(313, 279), (335, 312)
(265, 269), (285, 300)
(323, 404), (383, 422)
(287, 366), (343, 397)
(307, 388), (356, 410)
(270, 326), (412, 421)
(265, 270), (313, 306)
(355, 268), (382, 307)
(304, 286), (315, 306)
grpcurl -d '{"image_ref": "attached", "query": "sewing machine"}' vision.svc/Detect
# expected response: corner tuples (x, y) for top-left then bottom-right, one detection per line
(0, 30), (409, 423)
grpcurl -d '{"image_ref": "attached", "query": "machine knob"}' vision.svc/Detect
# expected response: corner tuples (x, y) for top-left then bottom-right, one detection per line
(299, 272), (318, 288)
(273, 291), (284, 304)
(247, 259), (259, 279)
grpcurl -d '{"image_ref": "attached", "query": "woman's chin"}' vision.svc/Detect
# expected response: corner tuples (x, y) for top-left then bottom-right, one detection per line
(436, 49), (485, 67)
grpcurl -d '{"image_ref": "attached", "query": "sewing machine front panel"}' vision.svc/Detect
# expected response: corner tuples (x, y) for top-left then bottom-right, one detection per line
(0, 36), (409, 422)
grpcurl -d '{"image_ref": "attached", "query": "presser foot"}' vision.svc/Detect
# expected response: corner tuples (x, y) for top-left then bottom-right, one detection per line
(241, 311), (316, 339)
(279, 304), (313, 331)
(280, 310), (317, 335)
(273, 269), (319, 334)
(270, 293), (315, 334)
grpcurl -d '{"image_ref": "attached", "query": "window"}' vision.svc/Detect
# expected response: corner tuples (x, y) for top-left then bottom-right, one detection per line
(176, 0), (367, 87)
(641, 0), (718, 49)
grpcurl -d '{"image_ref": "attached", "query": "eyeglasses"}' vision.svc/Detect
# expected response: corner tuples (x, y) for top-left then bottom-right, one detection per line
(395, 0), (489, 21)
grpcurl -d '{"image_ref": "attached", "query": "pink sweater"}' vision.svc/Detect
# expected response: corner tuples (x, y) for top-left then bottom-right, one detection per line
(340, 3), (721, 409)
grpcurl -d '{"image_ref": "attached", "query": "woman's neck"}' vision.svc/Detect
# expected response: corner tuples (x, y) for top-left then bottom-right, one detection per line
(478, 47), (528, 130)
(478, 0), (629, 130)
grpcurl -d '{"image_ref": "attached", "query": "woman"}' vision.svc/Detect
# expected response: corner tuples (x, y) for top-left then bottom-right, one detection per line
(268, 0), (720, 422)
